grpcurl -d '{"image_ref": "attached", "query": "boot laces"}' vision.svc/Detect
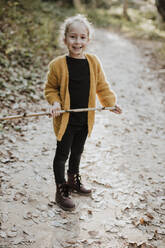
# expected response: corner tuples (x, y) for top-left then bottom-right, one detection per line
(74, 174), (82, 187)
(60, 183), (70, 197)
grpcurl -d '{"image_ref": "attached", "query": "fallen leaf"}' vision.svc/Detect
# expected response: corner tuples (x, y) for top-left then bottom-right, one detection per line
(140, 217), (149, 225)
(88, 230), (99, 237)
(140, 218), (145, 225)
(60, 212), (68, 219)
(36, 204), (47, 211)
(24, 211), (32, 220)
(88, 210), (93, 215)
(48, 201), (55, 207)
(50, 221), (63, 227)
(146, 213), (154, 220)
(7, 231), (17, 238)
(66, 240), (76, 244)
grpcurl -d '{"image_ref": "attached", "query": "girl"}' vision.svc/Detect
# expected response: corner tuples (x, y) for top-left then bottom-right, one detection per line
(44, 14), (122, 211)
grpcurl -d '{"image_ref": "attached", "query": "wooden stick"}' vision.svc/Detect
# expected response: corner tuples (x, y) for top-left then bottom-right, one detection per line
(0, 106), (116, 121)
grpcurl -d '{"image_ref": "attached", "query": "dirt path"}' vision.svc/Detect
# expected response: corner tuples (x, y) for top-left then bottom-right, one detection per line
(0, 29), (165, 248)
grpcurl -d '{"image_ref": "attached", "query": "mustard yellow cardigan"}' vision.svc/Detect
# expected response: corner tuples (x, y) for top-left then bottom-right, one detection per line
(44, 53), (116, 141)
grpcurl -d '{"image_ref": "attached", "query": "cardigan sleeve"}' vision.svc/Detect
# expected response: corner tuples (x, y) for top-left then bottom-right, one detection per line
(44, 61), (61, 105)
(95, 56), (116, 107)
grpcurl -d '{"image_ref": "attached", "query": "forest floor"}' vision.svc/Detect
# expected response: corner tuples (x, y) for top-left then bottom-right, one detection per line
(0, 29), (165, 248)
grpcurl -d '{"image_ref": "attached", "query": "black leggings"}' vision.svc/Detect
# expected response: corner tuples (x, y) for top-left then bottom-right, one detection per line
(53, 124), (88, 184)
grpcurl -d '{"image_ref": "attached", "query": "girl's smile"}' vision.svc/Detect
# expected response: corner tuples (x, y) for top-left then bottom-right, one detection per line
(64, 22), (90, 59)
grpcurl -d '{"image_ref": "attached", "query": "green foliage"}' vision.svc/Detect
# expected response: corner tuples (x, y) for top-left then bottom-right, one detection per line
(87, 2), (165, 41)
(87, 9), (112, 28)
(0, 0), (76, 128)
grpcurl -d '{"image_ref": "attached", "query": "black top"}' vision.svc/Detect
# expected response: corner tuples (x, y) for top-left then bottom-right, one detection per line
(66, 56), (90, 126)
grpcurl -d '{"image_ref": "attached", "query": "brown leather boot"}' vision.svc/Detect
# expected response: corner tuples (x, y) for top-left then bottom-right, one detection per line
(67, 172), (91, 196)
(56, 183), (75, 211)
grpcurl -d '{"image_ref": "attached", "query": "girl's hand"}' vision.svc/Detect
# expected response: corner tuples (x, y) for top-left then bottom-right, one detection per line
(111, 105), (122, 114)
(50, 102), (61, 117)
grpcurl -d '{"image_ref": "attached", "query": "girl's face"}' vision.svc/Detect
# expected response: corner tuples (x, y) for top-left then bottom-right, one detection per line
(64, 22), (89, 59)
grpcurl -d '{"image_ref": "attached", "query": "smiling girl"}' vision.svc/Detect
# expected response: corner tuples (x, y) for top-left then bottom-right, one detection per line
(44, 14), (122, 211)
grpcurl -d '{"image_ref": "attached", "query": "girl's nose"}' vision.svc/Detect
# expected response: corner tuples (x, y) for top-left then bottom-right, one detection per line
(75, 37), (81, 43)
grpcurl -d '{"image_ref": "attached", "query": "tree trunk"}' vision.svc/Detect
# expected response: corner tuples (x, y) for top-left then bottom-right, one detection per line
(123, 0), (130, 20)
(156, 0), (165, 21)
(73, 0), (84, 11)
(90, 0), (97, 8)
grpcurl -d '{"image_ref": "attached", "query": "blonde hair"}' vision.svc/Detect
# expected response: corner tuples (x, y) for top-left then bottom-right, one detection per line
(60, 14), (93, 41)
